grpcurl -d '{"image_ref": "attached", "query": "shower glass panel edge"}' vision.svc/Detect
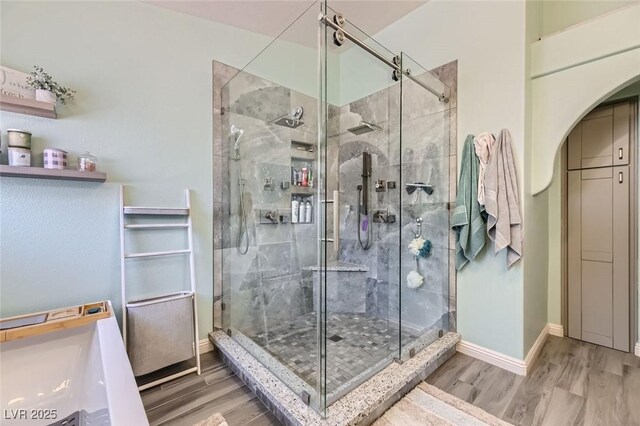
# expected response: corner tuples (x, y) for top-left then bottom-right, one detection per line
(320, 2), (402, 408)
(399, 52), (453, 360)
(220, 1), (324, 412)
(318, 0), (328, 415)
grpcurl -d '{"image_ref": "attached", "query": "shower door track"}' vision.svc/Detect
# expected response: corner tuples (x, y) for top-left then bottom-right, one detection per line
(320, 13), (449, 103)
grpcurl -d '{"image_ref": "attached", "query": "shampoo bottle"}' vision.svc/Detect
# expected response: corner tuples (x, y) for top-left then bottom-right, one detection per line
(305, 199), (312, 223)
(291, 198), (299, 223)
(299, 197), (306, 223)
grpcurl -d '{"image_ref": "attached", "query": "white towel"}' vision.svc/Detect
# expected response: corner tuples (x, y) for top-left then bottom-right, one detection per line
(484, 129), (522, 268)
(473, 132), (496, 206)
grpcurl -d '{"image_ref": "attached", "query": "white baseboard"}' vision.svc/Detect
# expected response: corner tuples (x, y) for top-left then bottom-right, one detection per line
(456, 340), (527, 376)
(547, 323), (564, 337)
(457, 324), (554, 376)
(635, 342), (640, 357)
(199, 338), (214, 354)
(524, 325), (549, 375)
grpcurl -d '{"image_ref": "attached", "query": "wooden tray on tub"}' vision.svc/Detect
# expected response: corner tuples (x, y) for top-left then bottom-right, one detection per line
(0, 301), (112, 343)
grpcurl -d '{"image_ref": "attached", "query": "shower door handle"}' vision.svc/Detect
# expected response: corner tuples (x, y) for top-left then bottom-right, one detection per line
(333, 190), (339, 255)
(320, 190), (340, 255)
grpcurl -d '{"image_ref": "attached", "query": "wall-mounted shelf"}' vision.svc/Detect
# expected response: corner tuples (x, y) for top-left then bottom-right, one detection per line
(291, 149), (315, 162)
(0, 165), (106, 182)
(291, 186), (315, 195)
(0, 95), (57, 119)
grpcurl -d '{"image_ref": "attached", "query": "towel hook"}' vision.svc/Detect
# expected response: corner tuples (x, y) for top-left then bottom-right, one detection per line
(415, 217), (423, 238)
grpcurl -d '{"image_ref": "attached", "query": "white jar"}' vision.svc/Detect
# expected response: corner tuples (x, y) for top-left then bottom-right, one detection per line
(8, 147), (31, 166)
(43, 148), (68, 169)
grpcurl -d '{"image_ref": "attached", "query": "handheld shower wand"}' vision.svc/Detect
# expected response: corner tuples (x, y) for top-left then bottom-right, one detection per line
(357, 152), (372, 250)
(231, 125), (249, 255)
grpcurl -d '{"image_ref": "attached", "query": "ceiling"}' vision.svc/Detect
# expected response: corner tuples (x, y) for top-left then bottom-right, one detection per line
(146, 1), (426, 48)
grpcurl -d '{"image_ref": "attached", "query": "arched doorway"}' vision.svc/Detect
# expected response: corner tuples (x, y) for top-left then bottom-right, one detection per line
(549, 85), (639, 353)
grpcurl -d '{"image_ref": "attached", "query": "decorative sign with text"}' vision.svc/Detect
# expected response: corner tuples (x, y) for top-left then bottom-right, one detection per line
(0, 66), (35, 99)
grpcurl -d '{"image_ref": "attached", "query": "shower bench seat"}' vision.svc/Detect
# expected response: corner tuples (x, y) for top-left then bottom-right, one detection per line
(304, 261), (369, 313)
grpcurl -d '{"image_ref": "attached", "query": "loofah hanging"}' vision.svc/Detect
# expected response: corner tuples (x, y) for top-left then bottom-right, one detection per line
(407, 270), (424, 289)
(408, 237), (432, 258)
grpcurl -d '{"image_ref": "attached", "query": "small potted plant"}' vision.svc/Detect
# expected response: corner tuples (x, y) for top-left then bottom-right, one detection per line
(26, 66), (76, 105)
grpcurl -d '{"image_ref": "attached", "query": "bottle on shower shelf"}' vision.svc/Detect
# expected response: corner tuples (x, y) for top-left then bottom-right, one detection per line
(299, 197), (306, 222)
(305, 198), (312, 223)
(291, 197), (299, 223)
(301, 167), (308, 187)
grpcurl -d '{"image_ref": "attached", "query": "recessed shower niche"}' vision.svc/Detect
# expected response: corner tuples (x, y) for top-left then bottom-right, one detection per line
(211, 1), (457, 417)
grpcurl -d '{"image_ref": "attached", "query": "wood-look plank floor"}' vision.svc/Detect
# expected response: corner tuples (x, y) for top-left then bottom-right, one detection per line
(426, 336), (640, 426)
(140, 351), (282, 426)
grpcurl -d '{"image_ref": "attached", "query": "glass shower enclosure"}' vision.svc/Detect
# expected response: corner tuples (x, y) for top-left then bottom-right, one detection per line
(217, 1), (452, 415)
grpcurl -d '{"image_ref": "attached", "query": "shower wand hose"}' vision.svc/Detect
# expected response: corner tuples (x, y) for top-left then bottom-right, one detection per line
(357, 186), (372, 250)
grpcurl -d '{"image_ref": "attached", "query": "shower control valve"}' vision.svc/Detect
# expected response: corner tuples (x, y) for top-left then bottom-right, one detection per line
(375, 180), (386, 192)
(373, 209), (396, 224)
(264, 210), (278, 223)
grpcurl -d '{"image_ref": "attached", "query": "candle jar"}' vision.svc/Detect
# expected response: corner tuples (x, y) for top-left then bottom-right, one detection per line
(78, 152), (97, 172)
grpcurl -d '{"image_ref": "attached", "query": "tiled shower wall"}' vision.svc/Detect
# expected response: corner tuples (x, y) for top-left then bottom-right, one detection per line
(213, 60), (458, 336)
(213, 62), (319, 336)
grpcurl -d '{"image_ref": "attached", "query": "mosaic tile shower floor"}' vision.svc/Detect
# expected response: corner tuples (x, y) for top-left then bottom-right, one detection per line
(251, 313), (420, 394)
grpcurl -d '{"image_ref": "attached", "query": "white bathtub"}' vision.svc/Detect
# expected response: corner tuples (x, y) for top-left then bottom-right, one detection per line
(1, 314), (148, 425)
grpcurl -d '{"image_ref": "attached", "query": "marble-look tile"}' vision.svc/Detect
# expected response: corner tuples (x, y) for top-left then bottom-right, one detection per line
(213, 60), (241, 111)
(428, 61), (458, 110)
(449, 107), (458, 157)
(449, 155), (458, 204)
(214, 248), (223, 297)
(313, 270), (367, 314)
(213, 58), (458, 376)
(393, 110), (450, 166)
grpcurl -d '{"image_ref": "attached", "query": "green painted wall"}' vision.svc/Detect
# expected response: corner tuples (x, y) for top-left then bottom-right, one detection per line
(369, 0), (528, 359)
(523, 0), (549, 356)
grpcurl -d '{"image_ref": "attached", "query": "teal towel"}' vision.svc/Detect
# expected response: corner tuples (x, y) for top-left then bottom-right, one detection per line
(452, 135), (486, 270)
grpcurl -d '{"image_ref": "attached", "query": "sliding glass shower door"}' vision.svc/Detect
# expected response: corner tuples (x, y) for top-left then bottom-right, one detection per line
(318, 2), (403, 410)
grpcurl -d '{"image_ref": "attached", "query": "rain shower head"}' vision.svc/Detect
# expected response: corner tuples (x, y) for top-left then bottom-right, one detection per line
(347, 121), (382, 135)
(269, 106), (304, 129)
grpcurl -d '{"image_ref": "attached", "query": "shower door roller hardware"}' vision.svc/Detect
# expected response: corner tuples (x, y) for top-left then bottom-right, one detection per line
(387, 181), (396, 189)
(375, 179), (386, 192)
(393, 55), (401, 66)
(333, 13), (345, 27)
(619, 172), (623, 183)
(619, 148), (624, 159)
(281, 181), (290, 190)
(264, 177), (274, 191)
(392, 69), (401, 81)
(333, 30), (346, 46)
